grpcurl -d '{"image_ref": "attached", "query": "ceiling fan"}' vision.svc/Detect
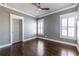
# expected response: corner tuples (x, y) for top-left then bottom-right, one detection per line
(32, 3), (50, 10)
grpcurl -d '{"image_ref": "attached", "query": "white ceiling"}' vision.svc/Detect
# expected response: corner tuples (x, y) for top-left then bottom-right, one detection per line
(6, 3), (76, 18)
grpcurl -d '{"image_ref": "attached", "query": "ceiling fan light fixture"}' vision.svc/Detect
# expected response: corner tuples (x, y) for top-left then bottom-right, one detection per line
(38, 8), (41, 11)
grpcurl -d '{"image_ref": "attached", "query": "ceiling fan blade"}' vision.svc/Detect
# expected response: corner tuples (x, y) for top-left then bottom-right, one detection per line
(32, 3), (50, 10)
(32, 3), (41, 8)
(41, 8), (50, 10)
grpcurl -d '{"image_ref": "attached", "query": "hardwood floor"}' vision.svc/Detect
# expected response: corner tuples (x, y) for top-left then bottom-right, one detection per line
(0, 38), (79, 56)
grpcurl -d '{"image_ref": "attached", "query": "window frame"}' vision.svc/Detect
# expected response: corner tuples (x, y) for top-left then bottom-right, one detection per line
(37, 19), (44, 35)
(60, 12), (77, 40)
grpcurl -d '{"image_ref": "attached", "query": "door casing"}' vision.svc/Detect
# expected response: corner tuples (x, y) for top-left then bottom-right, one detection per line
(10, 14), (24, 44)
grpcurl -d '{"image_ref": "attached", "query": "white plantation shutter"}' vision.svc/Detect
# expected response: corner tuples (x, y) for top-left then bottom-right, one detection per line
(60, 12), (76, 39)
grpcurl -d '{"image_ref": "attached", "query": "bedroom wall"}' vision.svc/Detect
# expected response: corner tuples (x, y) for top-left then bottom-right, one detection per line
(38, 7), (77, 44)
(0, 5), (36, 46)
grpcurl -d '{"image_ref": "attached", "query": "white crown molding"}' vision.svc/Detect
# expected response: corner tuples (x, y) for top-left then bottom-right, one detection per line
(0, 3), (35, 17)
(0, 4), (77, 18)
(37, 4), (78, 18)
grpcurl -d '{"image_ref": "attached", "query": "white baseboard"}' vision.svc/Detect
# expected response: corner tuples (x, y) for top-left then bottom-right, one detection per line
(37, 36), (77, 47)
(37, 36), (79, 52)
(23, 36), (37, 42)
(0, 43), (11, 48)
(76, 46), (79, 52)
(0, 37), (36, 48)
(0, 36), (79, 52)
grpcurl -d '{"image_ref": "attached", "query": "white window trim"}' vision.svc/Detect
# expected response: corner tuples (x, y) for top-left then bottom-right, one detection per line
(60, 12), (77, 40)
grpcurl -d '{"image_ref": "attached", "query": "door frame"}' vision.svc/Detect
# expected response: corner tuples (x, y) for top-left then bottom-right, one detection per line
(10, 14), (24, 45)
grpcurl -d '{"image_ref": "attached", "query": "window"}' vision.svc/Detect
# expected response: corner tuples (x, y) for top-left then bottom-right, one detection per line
(60, 12), (76, 39)
(38, 19), (44, 35)
(77, 21), (79, 39)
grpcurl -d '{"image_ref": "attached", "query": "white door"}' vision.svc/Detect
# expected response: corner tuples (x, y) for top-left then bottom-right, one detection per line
(10, 14), (24, 44)
(12, 19), (22, 44)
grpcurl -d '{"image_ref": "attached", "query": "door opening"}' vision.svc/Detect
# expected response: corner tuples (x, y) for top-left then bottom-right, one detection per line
(10, 14), (24, 44)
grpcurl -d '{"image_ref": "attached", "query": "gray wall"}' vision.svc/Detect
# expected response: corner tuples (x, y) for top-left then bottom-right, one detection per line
(38, 7), (77, 44)
(0, 9), (10, 45)
(24, 15), (36, 39)
(0, 5), (36, 46)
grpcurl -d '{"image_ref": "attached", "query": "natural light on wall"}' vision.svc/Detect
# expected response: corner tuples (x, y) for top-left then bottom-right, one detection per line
(60, 12), (77, 39)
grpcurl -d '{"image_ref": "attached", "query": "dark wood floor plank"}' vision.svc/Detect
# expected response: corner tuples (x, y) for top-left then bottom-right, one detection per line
(0, 38), (79, 56)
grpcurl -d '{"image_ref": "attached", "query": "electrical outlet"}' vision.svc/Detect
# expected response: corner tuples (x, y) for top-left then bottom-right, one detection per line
(45, 35), (47, 37)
